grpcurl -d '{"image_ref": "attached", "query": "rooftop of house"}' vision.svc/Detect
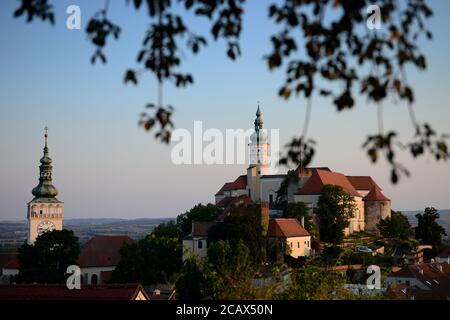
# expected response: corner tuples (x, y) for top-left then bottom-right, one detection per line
(191, 221), (217, 237)
(267, 218), (310, 238)
(346, 176), (381, 191)
(363, 186), (390, 202)
(0, 283), (149, 300)
(78, 235), (134, 268)
(0, 253), (18, 270)
(295, 169), (361, 197)
(295, 166), (331, 176)
(215, 175), (247, 196)
(388, 262), (450, 296)
(2, 254), (19, 270)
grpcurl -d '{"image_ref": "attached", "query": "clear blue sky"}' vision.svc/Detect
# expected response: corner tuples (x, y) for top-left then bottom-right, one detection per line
(1, 0), (449, 220)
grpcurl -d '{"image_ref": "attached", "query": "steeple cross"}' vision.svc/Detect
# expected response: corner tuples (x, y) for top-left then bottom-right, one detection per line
(44, 126), (48, 147)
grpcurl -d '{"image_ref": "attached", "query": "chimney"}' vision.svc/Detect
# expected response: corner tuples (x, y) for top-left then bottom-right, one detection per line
(437, 265), (443, 272)
(419, 268), (424, 275)
(153, 289), (161, 296)
(301, 216), (305, 227)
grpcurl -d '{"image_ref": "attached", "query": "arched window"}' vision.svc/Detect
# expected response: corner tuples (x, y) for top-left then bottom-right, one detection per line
(91, 274), (98, 285)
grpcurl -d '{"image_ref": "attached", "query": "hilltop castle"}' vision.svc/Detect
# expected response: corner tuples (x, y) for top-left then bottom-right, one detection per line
(183, 106), (392, 262)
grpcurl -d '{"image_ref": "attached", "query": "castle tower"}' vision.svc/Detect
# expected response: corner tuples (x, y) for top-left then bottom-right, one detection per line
(247, 105), (270, 202)
(363, 186), (391, 235)
(27, 127), (63, 244)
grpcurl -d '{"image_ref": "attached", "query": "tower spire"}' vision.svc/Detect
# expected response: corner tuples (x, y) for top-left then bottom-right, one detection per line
(254, 102), (263, 132)
(31, 127), (59, 199)
(44, 126), (48, 149)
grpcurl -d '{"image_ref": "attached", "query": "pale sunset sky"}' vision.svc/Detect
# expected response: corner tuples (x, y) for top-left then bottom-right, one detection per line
(0, 1), (449, 220)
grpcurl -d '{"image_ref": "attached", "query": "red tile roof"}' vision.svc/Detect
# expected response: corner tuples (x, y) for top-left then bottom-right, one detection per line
(0, 283), (149, 300)
(295, 166), (331, 176)
(388, 262), (450, 299)
(218, 195), (253, 220)
(0, 253), (18, 270)
(192, 221), (216, 237)
(346, 176), (380, 191)
(363, 186), (390, 201)
(215, 175), (247, 196)
(437, 246), (450, 258)
(295, 169), (361, 197)
(78, 236), (134, 268)
(267, 218), (310, 238)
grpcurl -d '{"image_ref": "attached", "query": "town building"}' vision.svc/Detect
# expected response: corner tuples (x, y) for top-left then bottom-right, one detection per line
(267, 218), (311, 258)
(78, 235), (134, 285)
(386, 261), (450, 299)
(182, 221), (216, 262)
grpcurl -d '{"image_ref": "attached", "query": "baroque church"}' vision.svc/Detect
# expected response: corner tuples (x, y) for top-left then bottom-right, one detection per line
(214, 106), (392, 236)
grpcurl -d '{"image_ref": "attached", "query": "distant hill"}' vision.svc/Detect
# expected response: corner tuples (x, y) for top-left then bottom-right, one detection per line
(402, 209), (450, 239)
(0, 217), (175, 249)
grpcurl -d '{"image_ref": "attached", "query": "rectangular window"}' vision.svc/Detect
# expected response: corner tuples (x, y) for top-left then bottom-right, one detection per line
(269, 194), (273, 204)
(197, 240), (203, 249)
(290, 242), (293, 248)
(297, 242), (300, 248)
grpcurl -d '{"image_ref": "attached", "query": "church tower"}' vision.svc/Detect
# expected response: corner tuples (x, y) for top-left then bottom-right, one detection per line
(27, 128), (63, 244)
(248, 105), (270, 172)
(247, 105), (270, 202)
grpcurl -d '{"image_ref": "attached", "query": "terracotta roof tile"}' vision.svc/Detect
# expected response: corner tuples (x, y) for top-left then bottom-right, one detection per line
(78, 235), (134, 268)
(215, 175), (247, 195)
(267, 218), (310, 238)
(363, 186), (390, 201)
(346, 176), (380, 191)
(1, 253), (19, 269)
(0, 283), (149, 300)
(192, 221), (216, 237)
(295, 169), (361, 197)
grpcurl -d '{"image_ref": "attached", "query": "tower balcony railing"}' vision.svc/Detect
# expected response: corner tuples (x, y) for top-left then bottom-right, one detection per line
(29, 212), (62, 219)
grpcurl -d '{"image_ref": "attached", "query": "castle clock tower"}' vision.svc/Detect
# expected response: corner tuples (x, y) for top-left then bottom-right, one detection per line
(27, 128), (63, 244)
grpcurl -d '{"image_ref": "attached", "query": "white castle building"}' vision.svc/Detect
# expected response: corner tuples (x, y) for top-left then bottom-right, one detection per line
(214, 106), (391, 236)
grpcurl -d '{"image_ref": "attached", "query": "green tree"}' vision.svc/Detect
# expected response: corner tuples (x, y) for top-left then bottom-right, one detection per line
(111, 234), (182, 285)
(284, 202), (317, 237)
(207, 210), (265, 264)
(415, 207), (447, 252)
(203, 240), (259, 299)
(377, 211), (413, 239)
(152, 220), (182, 240)
(278, 265), (350, 300)
(17, 229), (80, 283)
(175, 257), (205, 300)
(316, 185), (356, 245)
(11, 1), (449, 183)
(176, 203), (219, 236)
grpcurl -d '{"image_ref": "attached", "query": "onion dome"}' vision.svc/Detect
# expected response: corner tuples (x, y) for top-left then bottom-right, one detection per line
(31, 127), (59, 199)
